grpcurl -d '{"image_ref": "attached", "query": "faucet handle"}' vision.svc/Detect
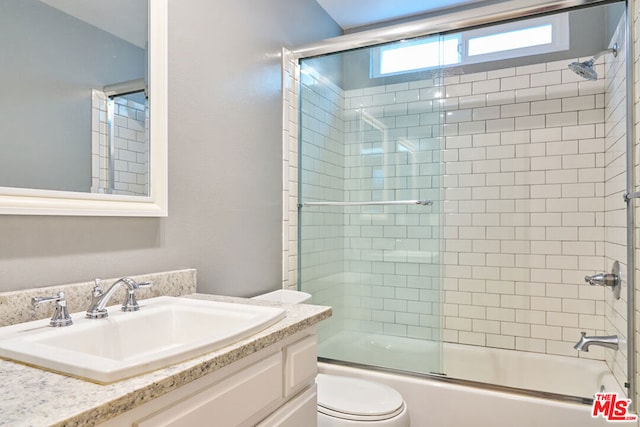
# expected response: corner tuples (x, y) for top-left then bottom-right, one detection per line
(583, 261), (621, 300)
(91, 278), (104, 299)
(86, 278), (108, 319)
(137, 281), (153, 289)
(32, 291), (73, 327)
(585, 273), (605, 286)
(121, 280), (153, 312)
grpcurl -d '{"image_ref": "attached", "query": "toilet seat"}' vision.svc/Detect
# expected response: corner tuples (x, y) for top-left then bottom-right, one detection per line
(316, 374), (406, 422)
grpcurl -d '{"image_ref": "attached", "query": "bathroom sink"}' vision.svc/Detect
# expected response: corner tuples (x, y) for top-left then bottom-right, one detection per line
(0, 296), (285, 383)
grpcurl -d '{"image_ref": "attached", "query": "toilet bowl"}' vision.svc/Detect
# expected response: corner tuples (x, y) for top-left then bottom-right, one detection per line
(252, 290), (410, 427)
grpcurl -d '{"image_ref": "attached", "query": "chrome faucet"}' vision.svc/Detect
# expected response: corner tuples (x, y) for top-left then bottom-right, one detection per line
(32, 291), (73, 327)
(86, 277), (152, 319)
(574, 332), (619, 352)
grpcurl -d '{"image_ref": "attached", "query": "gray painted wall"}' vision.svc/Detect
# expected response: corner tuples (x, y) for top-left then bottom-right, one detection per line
(0, 0), (341, 296)
(0, 0), (145, 192)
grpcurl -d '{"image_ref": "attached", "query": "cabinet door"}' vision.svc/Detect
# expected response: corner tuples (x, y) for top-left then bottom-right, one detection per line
(257, 385), (317, 427)
(284, 335), (317, 397)
(135, 353), (283, 427)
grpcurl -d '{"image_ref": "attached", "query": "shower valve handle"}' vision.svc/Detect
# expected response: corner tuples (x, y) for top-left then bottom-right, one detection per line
(584, 273), (618, 287)
(583, 261), (621, 300)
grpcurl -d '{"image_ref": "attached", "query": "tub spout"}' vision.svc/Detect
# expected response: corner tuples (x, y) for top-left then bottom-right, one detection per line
(573, 332), (619, 352)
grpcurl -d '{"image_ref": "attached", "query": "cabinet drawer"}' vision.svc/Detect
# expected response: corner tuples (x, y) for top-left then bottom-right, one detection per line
(284, 334), (317, 397)
(135, 353), (283, 427)
(257, 385), (317, 427)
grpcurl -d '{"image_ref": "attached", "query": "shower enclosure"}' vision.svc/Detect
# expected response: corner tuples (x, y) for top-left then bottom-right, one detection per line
(285, 0), (635, 409)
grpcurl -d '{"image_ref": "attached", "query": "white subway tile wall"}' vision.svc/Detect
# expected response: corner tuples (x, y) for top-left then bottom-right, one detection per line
(90, 91), (149, 196)
(433, 59), (612, 356)
(282, 48), (298, 292)
(111, 97), (149, 196)
(297, 65), (348, 332)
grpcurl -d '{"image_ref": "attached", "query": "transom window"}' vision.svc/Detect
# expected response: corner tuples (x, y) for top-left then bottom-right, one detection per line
(372, 13), (569, 77)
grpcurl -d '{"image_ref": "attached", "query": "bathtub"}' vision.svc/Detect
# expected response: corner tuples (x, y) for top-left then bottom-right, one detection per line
(318, 331), (628, 426)
(443, 342), (622, 399)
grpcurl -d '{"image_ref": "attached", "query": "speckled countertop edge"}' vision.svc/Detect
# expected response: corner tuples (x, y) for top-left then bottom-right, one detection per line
(0, 293), (331, 427)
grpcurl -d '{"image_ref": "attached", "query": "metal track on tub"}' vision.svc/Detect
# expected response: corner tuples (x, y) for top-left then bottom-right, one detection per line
(318, 357), (596, 406)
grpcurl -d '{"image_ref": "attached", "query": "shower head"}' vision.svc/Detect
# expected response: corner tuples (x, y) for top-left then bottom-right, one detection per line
(567, 43), (618, 81)
(568, 59), (598, 80)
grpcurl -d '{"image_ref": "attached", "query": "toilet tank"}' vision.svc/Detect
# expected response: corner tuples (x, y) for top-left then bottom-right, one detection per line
(252, 289), (312, 304)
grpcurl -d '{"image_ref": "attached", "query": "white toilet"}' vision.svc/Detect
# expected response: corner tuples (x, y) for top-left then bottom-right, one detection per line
(316, 373), (409, 426)
(252, 290), (410, 427)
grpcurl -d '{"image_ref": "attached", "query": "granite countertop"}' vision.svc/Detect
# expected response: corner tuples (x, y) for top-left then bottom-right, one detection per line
(1, 293), (331, 427)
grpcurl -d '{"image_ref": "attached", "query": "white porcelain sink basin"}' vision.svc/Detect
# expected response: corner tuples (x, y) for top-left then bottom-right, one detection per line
(0, 296), (285, 383)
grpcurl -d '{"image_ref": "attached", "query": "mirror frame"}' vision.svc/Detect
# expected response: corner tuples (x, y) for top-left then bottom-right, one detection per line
(0, 0), (168, 217)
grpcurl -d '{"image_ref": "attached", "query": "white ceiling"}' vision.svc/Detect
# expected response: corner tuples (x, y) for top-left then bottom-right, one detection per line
(39, 0), (147, 48)
(316, 0), (485, 29)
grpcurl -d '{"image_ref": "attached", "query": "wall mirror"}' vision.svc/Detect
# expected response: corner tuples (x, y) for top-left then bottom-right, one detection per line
(0, 0), (167, 216)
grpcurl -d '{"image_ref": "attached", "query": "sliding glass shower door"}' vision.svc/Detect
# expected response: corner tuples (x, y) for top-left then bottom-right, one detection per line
(294, 0), (633, 402)
(298, 37), (445, 375)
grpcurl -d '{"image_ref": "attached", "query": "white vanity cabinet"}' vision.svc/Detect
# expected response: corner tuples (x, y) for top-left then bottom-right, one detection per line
(100, 331), (318, 427)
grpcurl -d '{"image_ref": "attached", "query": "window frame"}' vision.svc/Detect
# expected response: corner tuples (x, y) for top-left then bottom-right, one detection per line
(460, 13), (569, 65)
(371, 33), (461, 78)
(371, 12), (569, 78)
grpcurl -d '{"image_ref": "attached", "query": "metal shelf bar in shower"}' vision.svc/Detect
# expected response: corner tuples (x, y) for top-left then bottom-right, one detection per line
(623, 191), (640, 202)
(299, 200), (433, 208)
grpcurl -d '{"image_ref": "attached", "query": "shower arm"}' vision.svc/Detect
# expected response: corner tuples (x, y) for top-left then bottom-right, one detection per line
(591, 45), (618, 62)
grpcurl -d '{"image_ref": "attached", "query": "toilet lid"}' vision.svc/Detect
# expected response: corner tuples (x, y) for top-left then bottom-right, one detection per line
(316, 374), (405, 421)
